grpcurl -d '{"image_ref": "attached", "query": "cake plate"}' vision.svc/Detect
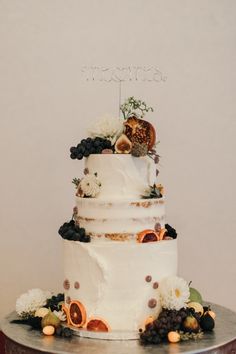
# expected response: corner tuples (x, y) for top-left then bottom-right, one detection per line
(1, 303), (236, 354)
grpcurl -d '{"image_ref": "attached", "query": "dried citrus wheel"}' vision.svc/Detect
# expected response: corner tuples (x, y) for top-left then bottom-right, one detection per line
(124, 116), (156, 150)
(62, 303), (71, 325)
(159, 228), (167, 240)
(137, 229), (160, 243)
(68, 300), (87, 328)
(86, 317), (111, 332)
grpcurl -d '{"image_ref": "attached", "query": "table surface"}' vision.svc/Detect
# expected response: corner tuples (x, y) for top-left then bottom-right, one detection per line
(1, 303), (236, 354)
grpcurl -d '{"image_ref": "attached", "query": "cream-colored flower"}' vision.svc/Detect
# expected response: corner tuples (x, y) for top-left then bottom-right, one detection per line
(78, 173), (101, 198)
(53, 310), (67, 322)
(88, 115), (124, 145)
(16, 289), (51, 318)
(158, 276), (190, 310)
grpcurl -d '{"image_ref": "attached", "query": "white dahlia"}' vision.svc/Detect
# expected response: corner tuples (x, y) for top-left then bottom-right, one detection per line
(78, 173), (101, 198)
(158, 276), (190, 311)
(16, 288), (51, 318)
(53, 310), (67, 322)
(88, 115), (124, 145)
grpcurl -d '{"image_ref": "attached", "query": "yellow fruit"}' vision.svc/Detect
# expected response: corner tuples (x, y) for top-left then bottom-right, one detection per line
(187, 302), (204, 316)
(168, 331), (180, 343)
(42, 325), (55, 336)
(35, 308), (49, 318)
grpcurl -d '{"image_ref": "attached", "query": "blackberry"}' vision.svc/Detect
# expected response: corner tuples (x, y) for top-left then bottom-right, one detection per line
(58, 220), (91, 243)
(55, 325), (73, 338)
(165, 224), (178, 239)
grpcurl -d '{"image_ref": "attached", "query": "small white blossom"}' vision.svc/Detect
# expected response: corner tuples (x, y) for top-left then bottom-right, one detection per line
(158, 276), (190, 311)
(77, 173), (101, 198)
(88, 115), (124, 145)
(53, 310), (66, 322)
(16, 289), (51, 318)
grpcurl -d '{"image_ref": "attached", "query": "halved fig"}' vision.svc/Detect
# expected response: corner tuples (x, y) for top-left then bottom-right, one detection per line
(68, 300), (87, 328)
(124, 116), (156, 150)
(115, 134), (132, 154)
(86, 317), (111, 332)
(137, 229), (160, 243)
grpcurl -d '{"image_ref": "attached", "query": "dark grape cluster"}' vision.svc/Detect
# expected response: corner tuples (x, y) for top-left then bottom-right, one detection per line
(58, 220), (91, 243)
(165, 224), (178, 239)
(70, 137), (113, 160)
(55, 325), (73, 338)
(140, 307), (196, 345)
(46, 293), (64, 312)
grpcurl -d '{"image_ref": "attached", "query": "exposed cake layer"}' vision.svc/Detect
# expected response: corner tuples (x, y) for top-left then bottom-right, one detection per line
(85, 154), (156, 200)
(63, 239), (177, 333)
(76, 198), (165, 240)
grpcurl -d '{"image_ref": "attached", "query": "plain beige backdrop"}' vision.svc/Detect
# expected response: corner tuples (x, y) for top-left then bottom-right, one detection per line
(0, 0), (236, 322)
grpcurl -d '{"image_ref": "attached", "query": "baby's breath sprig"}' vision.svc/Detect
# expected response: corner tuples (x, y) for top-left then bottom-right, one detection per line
(120, 97), (154, 120)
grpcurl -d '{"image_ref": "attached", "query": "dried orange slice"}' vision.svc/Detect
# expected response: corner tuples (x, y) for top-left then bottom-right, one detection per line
(159, 228), (167, 240)
(124, 116), (156, 150)
(86, 317), (111, 332)
(68, 300), (87, 328)
(61, 303), (71, 325)
(137, 229), (160, 243)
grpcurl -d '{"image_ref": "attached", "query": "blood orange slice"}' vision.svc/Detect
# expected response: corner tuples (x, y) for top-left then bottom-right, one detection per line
(86, 317), (111, 332)
(68, 300), (87, 328)
(61, 303), (71, 325)
(124, 116), (156, 150)
(137, 229), (160, 243)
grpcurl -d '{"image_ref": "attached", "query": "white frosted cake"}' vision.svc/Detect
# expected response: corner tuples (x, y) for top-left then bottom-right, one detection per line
(59, 97), (179, 339)
(12, 98), (216, 346)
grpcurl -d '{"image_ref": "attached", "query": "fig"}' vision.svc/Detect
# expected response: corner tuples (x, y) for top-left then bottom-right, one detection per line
(115, 134), (132, 154)
(200, 313), (215, 331)
(41, 311), (61, 328)
(182, 315), (200, 333)
(124, 116), (156, 150)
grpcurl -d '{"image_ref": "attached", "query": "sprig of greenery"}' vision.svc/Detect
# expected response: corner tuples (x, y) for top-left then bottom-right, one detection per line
(72, 178), (80, 188)
(120, 96), (154, 119)
(141, 184), (163, 199)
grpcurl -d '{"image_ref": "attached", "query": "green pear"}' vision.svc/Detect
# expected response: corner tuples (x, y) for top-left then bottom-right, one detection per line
(189, 287), (203, 305)
(41, 311), (61, 328)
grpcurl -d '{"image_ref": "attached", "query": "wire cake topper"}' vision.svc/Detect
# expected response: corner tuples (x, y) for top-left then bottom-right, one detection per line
(81, 66), (167, 116)
(81, 66), (167, 83)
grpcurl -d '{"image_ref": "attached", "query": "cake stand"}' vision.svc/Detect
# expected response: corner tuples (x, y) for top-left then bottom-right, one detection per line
(1, 303), (236, 354)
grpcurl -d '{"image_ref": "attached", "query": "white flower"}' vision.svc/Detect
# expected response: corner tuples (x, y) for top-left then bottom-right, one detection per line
(77, 173), (101, 198)
(88, 115), (124, 145)
(16, 289), (51, 318)
(53, 310), (66, 322)
(158, 276), (190, 311)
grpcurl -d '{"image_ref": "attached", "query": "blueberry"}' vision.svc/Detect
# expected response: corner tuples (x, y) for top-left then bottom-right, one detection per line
(79, 228), (86, 236)
(83, 150), (90, 157)
(70, 153), (77, 159)
(70, 146), (77, 154)
(77, 153), (83, 160)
